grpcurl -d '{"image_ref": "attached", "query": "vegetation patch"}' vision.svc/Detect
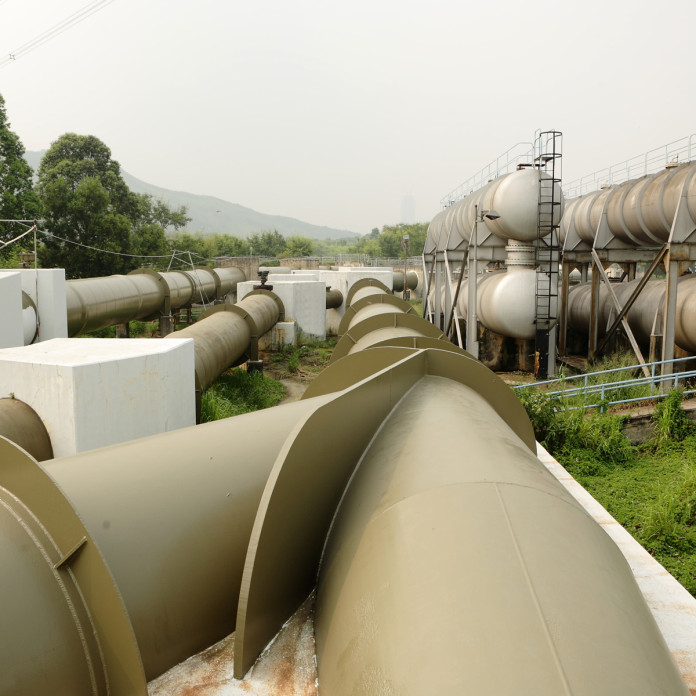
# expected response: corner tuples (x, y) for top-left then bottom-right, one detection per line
(265, 336), (337, 382)
(200, 368), (285, 422)
(518, 384), (696, 595)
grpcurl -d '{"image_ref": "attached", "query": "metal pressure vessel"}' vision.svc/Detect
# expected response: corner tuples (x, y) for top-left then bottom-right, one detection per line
(476, 268), (553, 340)
(562, 161), (696, 246)
(566, 274), (696, 352)
(425, 168), (565, 253)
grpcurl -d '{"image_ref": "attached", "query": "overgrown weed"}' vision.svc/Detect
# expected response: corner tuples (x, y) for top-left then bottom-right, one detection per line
(200, 368), (285, 422)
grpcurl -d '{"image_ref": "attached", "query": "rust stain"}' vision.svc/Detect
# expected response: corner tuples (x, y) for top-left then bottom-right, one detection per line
(148, 593), (317, 696)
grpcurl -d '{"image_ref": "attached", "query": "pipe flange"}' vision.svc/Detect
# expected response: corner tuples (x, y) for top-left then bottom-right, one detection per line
(0, 436), (147, 695)
(244, 289), (286, 323)
(331, 312), (448, 363)
(338, 293), (417, 336)
(345, 278), (391, 307)
(129, 267), (171, 318)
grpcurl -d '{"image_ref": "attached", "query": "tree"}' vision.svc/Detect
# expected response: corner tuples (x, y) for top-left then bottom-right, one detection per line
(37, 133), (188, 278)
(281, 235), (315, 257)
(131, 193), (189, 261)
(0, 93), (40, 264)
(248, 229), (287, 257)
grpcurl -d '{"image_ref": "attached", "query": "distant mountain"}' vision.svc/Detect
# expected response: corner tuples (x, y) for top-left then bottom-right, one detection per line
(24, 150), (358, 241)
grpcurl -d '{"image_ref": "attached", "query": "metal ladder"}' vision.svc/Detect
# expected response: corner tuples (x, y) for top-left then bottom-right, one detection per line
(533, 130), (562, 379)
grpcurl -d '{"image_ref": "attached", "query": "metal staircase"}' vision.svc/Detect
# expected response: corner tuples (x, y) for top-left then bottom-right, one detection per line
(533, 130), (562, 379)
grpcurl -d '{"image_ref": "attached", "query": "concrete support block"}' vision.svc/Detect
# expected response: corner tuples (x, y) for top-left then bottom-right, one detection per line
(0, 337), (195, 457)
(0, 272), (24, 348)
(238, 280), (326, 341)
(18, 268), (68, 341)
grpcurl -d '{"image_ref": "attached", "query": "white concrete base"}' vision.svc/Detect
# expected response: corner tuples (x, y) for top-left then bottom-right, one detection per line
(0, 337), (195, 457)
(0, 268), (67, 344)
(537, 443), (696, 692)
(317, 267), (394, 317)
(238, 281), (326, 341)
(0, 272), (24, 348)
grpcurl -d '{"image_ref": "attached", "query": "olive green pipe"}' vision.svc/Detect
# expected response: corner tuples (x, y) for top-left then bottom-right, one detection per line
(0, 397), (52, 461)
(345, 277), (391, 306)
(313, 369), (688, 695)
(392, 269), (418, 292)
(0, 277), (689, 694)
(325, 287), (343, 309)
(165, 291), (281, 391)
(0, 395), (325, 695)
(66, 273), (165, 335)
(66, 267), (246, 336)
(337, 293), (417, 335)
(333, 285), (443, 361)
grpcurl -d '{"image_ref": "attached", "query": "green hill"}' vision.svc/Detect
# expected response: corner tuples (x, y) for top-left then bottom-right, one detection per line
(25, 150), (358, 241)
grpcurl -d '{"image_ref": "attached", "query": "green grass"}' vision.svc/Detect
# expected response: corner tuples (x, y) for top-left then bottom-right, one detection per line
(266, 336), (337, 381)
(200, 368), (285, 421)
(568, 439), (696, 595)
(518, 382), (696, 595)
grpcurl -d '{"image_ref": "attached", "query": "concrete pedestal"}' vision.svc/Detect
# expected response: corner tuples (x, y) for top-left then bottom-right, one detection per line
(0, 272), (24, 348)
(0, 337), (195, 457)
(238, 280), (326, 341)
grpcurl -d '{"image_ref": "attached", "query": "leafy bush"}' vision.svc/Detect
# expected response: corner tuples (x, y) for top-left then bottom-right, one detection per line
(651, 389), (695, 448)
(517, 387), (634, 476)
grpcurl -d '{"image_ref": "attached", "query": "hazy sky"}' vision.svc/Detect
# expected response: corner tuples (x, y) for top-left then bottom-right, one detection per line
(0, 0), (694, 235)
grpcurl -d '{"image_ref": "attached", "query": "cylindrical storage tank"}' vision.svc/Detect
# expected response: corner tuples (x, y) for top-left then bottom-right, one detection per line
(675, 274), (696, 351)
(567, 274), (696, 353)
(430, 169), (564, 252)
(563, 162), (696, 248)
(477, 268), (554, 340)
(424, 210), (447, 255)
(66, 274), (165, 336)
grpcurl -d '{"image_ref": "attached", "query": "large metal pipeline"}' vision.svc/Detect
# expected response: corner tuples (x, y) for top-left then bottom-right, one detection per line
(333, 280), (448, 361)
(165, 290), (282, 391)
(561, 161), (696, 246)
(392, 269), (418, 293)
(567, 274), (696, 351)
(66, 266), (245, 336)
(0, 397), (52, 460)
(0, 397), (323, 695)
(0, 281), (689, 694)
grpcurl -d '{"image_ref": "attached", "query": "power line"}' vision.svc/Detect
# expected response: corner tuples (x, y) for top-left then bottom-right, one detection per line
(0, 0), (117, 70)
(38, 229), (220, 265)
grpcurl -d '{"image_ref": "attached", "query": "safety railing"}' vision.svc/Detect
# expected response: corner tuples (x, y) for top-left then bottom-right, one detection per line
(440, 141), (535, 207)
(564, 133), (696, 199)
(514, 355), (696, 412)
